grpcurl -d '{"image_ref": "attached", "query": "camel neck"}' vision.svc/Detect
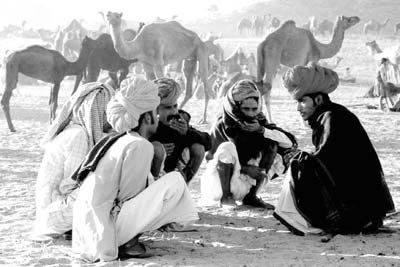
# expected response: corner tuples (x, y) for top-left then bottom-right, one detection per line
(110, 24), (135, 59)
(315, 22), (345, 59)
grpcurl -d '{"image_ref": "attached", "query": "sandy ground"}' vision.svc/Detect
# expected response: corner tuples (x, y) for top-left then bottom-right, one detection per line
(0, 35), (400, 266)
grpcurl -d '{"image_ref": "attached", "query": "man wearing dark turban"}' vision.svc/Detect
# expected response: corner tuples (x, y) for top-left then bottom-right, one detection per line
(149, 77), (211, 183)
(275, 62), (395, 241)
(202, 79), (297, 208)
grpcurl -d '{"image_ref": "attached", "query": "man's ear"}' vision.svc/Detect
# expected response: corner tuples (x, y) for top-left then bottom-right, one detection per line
(315, 94), (324, 106)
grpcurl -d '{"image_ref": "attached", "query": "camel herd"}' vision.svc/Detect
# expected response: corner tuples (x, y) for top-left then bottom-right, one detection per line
(1, 12), (399, 132)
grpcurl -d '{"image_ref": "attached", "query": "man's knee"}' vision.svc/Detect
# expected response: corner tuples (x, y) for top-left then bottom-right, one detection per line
(190, 143), (205, 160)
(152, 141), (166, 161)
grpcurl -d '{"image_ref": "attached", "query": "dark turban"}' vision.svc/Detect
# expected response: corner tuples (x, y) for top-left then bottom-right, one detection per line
(282, 62), (339, 100)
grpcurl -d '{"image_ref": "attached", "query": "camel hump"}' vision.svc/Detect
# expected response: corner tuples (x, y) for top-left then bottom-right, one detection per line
(280, 20), (296, 29)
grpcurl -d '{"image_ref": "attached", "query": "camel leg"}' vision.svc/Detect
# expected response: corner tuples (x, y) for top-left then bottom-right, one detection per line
(153, 65), (164, 79)
(49, 82), (61, 123)
(259, 51), (279, 123)
(72, 71), (84, 95)
(143, 63), (156, 80)
(179, 59), (197, 110)
(1, 62), (19, 132)
(197, 50), (210, 124)
(1, 87), (16, 132)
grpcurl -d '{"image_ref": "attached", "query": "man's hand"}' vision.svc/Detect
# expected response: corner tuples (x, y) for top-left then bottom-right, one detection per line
(163, 143), (175, 156)
(169, 119), (188, 135)
(239, 120), (264, 133)
(241, 166), (268, 180)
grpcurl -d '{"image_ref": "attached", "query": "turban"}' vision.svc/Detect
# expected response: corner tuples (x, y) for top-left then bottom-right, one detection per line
(223, 79), (262, 123)
(153, 77), (181, 106)
(41, 82), (115, 148)
(282, 62), (339, 100)
(107, 77), (160, 133)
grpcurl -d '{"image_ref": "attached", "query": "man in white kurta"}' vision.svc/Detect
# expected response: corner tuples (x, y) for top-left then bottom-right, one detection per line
(72, 77), (199, 262)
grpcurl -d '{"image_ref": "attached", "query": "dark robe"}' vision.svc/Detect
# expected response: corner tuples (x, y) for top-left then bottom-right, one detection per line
(291, 101), (395, 233)
(150, 121), (211, 172)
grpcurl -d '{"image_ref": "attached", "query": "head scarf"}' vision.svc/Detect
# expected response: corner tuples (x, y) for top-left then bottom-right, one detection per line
(222, 79), (262, 125)
(41, 82), (115, 148)
(153, 77), (181, 106)
(282, 62), (339, 100)
(107, 77), (160, 133)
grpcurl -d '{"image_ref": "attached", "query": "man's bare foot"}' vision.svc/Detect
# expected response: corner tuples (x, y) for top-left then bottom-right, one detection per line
(220, 196), (237, 207)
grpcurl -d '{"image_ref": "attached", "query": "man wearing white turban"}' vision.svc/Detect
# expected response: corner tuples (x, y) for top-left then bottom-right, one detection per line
(72, 77), (199, 262)
(274, 63), (395, 242)
(31, 80), (115, 241)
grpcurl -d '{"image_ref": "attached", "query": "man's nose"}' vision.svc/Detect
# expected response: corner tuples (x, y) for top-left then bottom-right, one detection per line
(296, 102), (302, 111)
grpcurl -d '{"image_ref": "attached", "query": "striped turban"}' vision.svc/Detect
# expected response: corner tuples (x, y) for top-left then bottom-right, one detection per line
(153, 77), (181, 106)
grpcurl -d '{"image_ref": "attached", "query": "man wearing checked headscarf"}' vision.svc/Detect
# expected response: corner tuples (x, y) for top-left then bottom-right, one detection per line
(72, 77), (199, 262)
(32, 79), (115, 242)
(274, 62), (394, 242)
(201, 79), (296, 209)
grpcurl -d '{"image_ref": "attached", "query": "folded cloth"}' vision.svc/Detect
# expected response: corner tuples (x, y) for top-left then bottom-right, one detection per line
(70, 132), (126, 186)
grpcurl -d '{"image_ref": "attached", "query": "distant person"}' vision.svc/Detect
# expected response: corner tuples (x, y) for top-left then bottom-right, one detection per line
(274, 62), (395, 241)
(202, 79), (296, 208)
(72, 77), (198, 261)
(32, 81), (115, 240)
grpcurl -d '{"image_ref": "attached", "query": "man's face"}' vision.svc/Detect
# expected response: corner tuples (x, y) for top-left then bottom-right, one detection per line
(239, 98), (259, 120)
(296, 96), (317, 121)
(158, 102), (178, 124)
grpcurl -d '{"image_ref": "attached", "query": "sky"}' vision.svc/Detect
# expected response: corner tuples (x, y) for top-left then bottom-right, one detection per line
(0, 0), (260, 30)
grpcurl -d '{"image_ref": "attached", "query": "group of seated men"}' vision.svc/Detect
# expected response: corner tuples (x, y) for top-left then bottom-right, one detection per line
(31, 62), (395, 262)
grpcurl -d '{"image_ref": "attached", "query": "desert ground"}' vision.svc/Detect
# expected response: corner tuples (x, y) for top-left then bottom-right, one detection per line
(0, 34), (399, 267)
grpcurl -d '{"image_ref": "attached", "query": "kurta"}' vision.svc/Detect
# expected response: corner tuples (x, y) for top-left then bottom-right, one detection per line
(72, 132), (199, 262)
(33, 124), (88, 237)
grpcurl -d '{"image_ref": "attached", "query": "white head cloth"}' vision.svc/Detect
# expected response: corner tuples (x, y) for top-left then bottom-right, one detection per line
(107, 77), (160, 133)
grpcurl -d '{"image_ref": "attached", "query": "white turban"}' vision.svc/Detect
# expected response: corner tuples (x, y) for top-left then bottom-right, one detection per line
(107, 77), (160, 133)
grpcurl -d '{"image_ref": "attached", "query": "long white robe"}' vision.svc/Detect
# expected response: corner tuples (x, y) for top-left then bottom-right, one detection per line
(274, 165), (322, 235)
(72, 132), (198, 262)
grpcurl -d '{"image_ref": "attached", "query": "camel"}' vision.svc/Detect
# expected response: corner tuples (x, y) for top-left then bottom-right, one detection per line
(62, 31), (81, 61)
(252, 15), (265, 37)
(363, 19), (389, 35)
(256, 15), (360, 122)
(365, 40), (400, 83)
(317, 19), (334, 35)
(1, 36), (97, 132)
(107, 12), (210, 122)
(221, 47), (247, 77)
(73, 33), (138, 92)
(237, 18), (252, 36)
